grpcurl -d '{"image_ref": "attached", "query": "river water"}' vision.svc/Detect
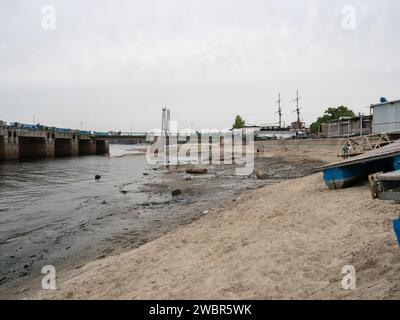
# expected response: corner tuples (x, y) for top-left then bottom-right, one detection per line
(0, 145), (155, 291)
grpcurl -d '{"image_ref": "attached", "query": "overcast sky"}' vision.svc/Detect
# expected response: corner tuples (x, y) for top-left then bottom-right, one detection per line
(1, 0), (399, 132)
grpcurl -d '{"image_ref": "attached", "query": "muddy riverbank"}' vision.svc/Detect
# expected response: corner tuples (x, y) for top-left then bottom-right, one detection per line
(25, 143), (400, 300)
(1, 147), (323, 298)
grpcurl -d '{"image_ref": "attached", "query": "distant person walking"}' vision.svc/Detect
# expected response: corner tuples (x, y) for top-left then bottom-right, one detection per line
(342, 142), (350, 159)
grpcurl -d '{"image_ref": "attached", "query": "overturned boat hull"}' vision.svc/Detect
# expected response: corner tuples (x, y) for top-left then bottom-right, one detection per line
(323, 157), (398, 190)
(321, 141), (400, 190)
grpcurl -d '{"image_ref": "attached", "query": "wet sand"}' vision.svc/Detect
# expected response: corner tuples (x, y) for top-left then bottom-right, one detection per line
(32, 172), (400, 300)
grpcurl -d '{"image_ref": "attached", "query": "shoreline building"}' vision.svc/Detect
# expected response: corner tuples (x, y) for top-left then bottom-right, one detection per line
(319, 98), (400, 138)
(370, 99), (400, 134)
(258, 125), (293, 140)
(320, 115), (372, 138)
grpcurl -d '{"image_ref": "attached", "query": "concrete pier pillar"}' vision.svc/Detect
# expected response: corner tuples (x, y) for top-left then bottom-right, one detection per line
(79, 139), (97, 155)
(0, 130), (19, 160)
(71, 140), (79, 156)
(55, 138), (79, 157)
(19, 136), (55, 159)
(95, 140), (109, 155)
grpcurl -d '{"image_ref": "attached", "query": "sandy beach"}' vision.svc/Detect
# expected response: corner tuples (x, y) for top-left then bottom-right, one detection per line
(17, 141), (400, 299)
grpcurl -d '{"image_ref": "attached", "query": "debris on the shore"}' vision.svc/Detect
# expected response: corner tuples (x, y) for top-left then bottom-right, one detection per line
(255, 169), (270, 179)
(172, 189), (182, 196)
(186, 167), (208, 175)
(95, 175), (101, 180)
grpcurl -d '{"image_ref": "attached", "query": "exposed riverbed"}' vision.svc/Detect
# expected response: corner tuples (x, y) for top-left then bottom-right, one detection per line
(0, 145), (323, 297)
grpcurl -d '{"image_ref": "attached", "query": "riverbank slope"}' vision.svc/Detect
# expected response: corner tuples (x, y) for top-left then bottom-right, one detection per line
(27, 142), (400, 299)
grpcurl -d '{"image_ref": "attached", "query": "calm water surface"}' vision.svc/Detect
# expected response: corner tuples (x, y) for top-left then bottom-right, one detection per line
(0, 145), (154, 289)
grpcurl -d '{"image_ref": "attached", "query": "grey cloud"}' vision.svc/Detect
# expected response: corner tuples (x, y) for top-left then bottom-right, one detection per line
(1, 0), (400, 131)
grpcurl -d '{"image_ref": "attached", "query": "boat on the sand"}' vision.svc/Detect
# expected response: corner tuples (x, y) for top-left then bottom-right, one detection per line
(321, 140), (400, 190)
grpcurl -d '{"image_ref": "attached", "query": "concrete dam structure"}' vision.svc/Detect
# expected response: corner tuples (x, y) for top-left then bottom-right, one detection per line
(0, 123), (109, 160)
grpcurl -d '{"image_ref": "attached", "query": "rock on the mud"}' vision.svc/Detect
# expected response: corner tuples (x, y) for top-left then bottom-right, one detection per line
(172, 189), (182, 196)
(186, 168), (208, 174)
(95, 175), (101, 180)
(256, 169), (270, 179)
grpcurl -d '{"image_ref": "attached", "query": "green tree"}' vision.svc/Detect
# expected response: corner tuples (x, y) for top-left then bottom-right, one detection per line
(310, 106), (356, 134)
(233, 115), (245, 129)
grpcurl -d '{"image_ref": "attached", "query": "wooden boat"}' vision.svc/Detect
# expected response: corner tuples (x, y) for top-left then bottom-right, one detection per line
(321, 140), (400, 190)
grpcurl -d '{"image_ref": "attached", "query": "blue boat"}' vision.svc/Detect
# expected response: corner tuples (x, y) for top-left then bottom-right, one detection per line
(394, 218), (400, 247)
(322, 141), (400, 190)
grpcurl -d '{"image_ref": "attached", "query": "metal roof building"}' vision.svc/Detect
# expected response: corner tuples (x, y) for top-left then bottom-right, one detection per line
(320, 115), (372, 138)
(371, 99), (400, 134)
